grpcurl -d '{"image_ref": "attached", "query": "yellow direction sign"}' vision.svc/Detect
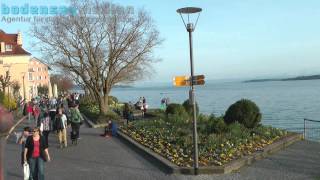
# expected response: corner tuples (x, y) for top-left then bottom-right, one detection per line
(173, 76), (190, 86)
(192, 75), (205, 85)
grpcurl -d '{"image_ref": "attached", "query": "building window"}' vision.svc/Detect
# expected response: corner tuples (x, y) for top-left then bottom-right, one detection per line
(29, 73), (33, 81)
(45, 76), (47, 79)
(39, 76), (42, 80)
(0, 60), (3, 64)
(38, 67), (41, 71)
(5, 44), (12, 51)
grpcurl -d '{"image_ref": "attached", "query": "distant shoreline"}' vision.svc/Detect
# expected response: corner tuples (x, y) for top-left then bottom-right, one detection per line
(244, 75), (320, 83)
(114, 85), (133, 88)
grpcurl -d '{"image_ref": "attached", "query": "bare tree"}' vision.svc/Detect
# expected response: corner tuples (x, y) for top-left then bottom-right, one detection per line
(0, 71), (11, 93)
(11, 81), (20, 99)
(31, 0), (162, 114)
(50, 74), (74, 94)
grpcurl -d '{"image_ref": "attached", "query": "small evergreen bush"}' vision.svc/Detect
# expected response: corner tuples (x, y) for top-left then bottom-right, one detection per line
(212, 117), (228, 134)
(224, 99), (262, 128)
(228, 122), (250, 139)
(108, 96), (119, 105)
(182, 99), (199, 116)
(97, 110), (120, 123)
(166, 103), (188, 116)
(197, 115), (228, 135)
(165, 103), (189, 123)
(0, 92), (16, 110)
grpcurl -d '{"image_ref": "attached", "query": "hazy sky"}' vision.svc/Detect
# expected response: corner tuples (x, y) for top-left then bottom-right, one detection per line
(1, 0), (320, 83)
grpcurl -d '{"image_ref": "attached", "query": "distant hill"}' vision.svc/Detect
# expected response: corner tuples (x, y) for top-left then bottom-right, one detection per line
(244, 75), (320, 83)
(114, 85), (133, 88)
(72, 84), (133, 90)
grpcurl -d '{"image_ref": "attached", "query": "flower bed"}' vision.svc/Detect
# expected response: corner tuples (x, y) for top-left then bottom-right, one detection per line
(119, 116), (289, 167)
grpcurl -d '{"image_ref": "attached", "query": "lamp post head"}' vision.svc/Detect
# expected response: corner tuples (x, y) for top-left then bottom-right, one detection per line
(177, 7), (202, 32)
(176, 7), (202, 14)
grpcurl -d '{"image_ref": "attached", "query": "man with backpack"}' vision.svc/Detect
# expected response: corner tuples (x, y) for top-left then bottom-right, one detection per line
(70, 103), (83, 143)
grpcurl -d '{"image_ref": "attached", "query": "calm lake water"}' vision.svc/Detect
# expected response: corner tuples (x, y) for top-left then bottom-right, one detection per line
(110, 80), (320, 136)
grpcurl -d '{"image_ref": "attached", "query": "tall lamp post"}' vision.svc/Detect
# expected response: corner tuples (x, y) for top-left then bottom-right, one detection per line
(176, 7), (202, 175)
(20, 72), (26, 101)
(3, 65), (11, 110)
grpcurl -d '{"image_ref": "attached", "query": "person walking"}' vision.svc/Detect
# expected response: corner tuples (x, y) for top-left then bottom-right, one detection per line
(123, 103), (131, 125)
(18, 127), (30, 166)
(70, 104), (83, 141)
(142, 97), (147, 117)
(55, 108), (68, 148)
(26, 102), (33, 126)
(40, 111), (51, 147)
(24, 127), (51, 180)
(32, 104), (41, 127)
(160, 98), (166, 110)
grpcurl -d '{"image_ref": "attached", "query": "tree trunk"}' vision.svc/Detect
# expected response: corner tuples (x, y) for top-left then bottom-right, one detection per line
(99, 95), (109, 115)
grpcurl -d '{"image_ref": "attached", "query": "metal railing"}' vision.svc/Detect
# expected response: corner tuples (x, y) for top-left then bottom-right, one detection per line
(303, 118), (320, 141)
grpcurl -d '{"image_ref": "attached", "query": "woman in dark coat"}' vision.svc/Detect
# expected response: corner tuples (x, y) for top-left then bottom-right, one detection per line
(24, 127), (51, 180)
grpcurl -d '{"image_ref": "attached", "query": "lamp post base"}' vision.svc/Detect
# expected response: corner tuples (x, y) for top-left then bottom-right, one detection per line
(0, 137), (6, 180)
(194, 167), (199, 175)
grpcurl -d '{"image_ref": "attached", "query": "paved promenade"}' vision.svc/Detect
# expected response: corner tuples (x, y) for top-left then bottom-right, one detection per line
(4, 120), (320, 180)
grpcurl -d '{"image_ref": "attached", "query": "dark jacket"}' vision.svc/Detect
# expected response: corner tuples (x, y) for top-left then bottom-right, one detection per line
(25, 136), (48, 160)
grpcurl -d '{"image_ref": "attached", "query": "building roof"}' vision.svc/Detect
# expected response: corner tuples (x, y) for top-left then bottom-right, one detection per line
(30, 57), (52, 70)
(0, 29), (31, 56)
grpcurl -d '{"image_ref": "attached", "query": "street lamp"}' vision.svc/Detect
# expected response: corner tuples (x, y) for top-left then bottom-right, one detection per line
(176, 7), (202, 175)
(20, 72), (26, 101)
(3, 65), (11, 110)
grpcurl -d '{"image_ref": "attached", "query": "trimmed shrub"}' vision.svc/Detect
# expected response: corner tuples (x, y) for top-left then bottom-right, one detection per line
(0, 92), (16, 110)
(165, 103), (189, 123)
(166, 103), (187, 116)
(228, 122), (250, 139)
(212, 117), (228, 134)
(108, 96), (119, 105)
(198, 115), (228, 135)
(96, 110), (120, 124)
(224, 99), (262, 128)
(182, 99), (199, 116)
(79, 95), (97, 106)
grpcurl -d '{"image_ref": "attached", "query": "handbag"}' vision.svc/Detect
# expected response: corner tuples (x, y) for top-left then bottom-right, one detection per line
(40, 122), (44, 132)
(23, 162), (30, 180)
